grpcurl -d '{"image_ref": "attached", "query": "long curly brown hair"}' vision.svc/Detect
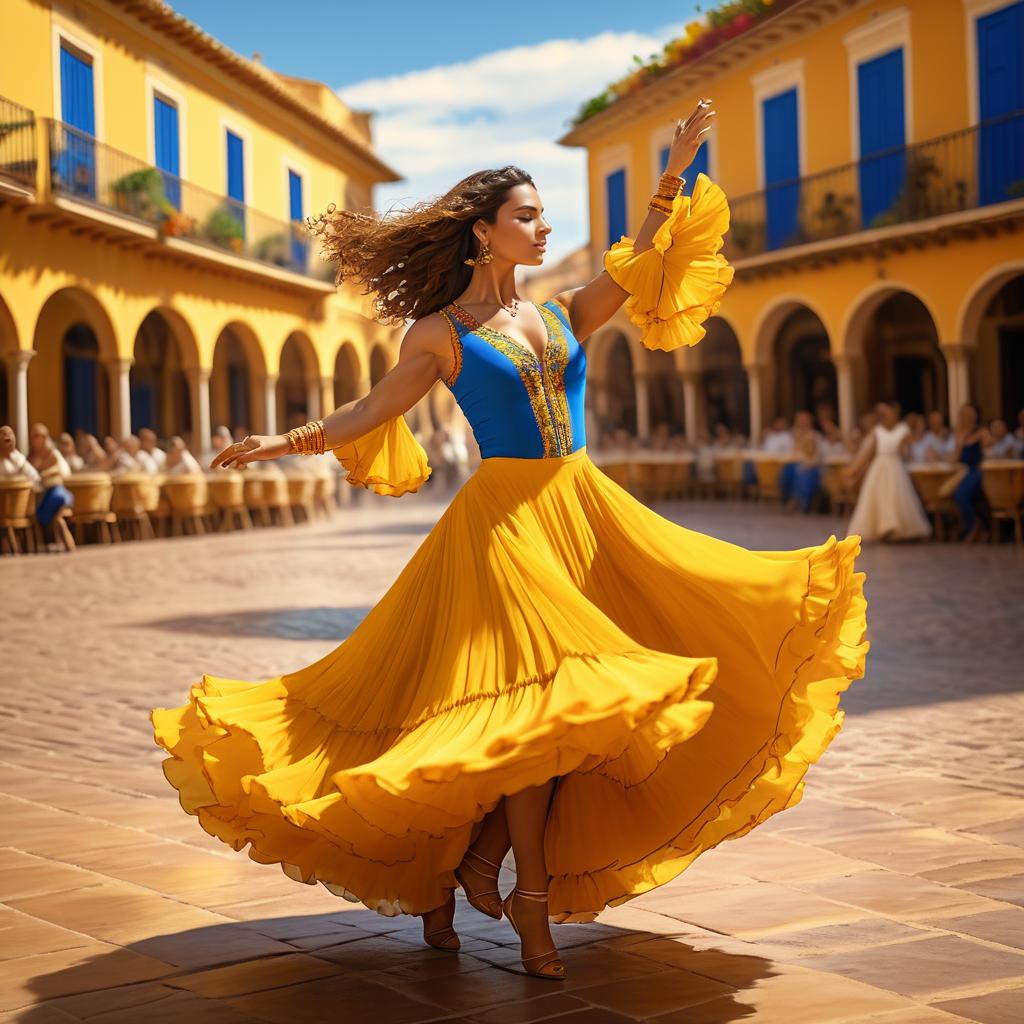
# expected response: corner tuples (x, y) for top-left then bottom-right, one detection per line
(306, 166), (535, 327)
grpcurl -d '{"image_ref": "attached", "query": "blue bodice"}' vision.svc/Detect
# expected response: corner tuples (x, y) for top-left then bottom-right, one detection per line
(438, 298), (588, 459)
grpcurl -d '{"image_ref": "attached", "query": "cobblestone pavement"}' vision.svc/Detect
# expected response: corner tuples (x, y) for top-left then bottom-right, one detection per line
(2, 481), (1023, 1024)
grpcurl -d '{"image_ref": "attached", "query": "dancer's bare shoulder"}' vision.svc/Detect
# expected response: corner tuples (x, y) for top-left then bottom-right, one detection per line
(403, 311), (458, 384)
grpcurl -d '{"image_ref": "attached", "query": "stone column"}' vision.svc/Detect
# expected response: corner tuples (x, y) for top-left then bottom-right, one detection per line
(306, 378), (322, 421)
(681, 370), (701, 445)
(186, 366), (212, 457)
(834, 353), (857, 437)
(108, 356), (133, 439)
(264, 374), (279, 435)
(320, 376), (335, 419)
(4, 348), (35, 451)
(745, 363), (764, 445)
(941, 343), (970, 416)
(634, 371), (650, 442)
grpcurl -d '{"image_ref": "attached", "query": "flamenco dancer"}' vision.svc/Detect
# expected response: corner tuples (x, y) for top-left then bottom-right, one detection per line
(151, 99), (869, 981)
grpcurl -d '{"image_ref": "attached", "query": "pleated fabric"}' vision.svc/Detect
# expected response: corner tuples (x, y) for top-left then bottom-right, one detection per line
(151, 444), (868, 922)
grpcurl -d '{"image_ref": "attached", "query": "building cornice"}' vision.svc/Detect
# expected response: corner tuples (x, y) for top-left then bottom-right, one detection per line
(557, 0), (870, 148)
(106, 0), (403, 183)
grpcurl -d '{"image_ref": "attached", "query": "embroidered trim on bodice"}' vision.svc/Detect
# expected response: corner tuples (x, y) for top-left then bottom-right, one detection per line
(443, 300), (574, 457)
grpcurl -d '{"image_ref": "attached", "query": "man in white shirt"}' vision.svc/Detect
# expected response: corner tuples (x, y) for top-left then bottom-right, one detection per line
(1, 425), (40, 481)
(986, 419), (1023, 459)
(761, 417), (794, 455)
(138, 427), (167, 470)
(922, 411), (956, 461)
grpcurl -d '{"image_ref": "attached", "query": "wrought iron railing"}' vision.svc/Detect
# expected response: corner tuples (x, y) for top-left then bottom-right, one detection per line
(46, 119), (316, 277)
(725, 108), (1024, 259)
(0, 95), (38, 191)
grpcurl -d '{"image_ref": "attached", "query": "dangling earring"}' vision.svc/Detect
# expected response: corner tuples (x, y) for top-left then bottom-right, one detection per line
(464, 242), (493, 266)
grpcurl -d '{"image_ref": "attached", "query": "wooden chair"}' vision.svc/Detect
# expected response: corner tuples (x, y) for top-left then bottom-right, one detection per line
(981, 460), (1024, 545)
(65, 473), (120, 544)
(632, 460), (661, 503)
(161, 475), (208, 536)
(111, 472), (160, 540)
(312, 475), (335, 518)
(0, 478), (37, 554)
(287, 476), (317, 524)
(909, 464), (958, 541)
(754, 457), (787, 503)
(205, 472), (252, 531)
(262, 475), (294, 526)
(714, 453), (745, 501)
(242, 474), (271, 526)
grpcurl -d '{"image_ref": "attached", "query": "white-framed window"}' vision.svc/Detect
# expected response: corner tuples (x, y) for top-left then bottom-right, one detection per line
(595, 142), (632, 249)
(750, 57), (806, 189)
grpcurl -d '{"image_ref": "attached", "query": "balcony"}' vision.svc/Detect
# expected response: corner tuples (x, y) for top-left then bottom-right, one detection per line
(44, 119), (334, 288)
(726, 109), (1024, 263)
(0, 96), (38, 197)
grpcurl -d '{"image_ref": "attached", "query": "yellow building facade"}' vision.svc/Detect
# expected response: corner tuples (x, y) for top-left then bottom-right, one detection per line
(0, 0), (417, 454)
(559, 0), (1024, 443)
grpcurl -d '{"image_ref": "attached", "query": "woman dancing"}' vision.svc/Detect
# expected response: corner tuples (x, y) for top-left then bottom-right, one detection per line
(151, 99), (868, 981)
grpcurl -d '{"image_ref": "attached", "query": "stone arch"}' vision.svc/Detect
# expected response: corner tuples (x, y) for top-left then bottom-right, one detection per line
(698, 317), (750, 438)
(30, 286), (120, 438)
(844, 287), (944, 417)
(277, 330), (319, 431)
(211, 320), (267, 436)
(960, 268), (1024, 423)
(0, 290), (19, 429)
(130, 307), (200, 439)
(368, 343), (390, 388)
(333, 341), (362, 409)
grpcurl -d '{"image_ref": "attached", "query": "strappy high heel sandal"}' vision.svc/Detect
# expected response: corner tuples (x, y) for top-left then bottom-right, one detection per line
(420, 889), (460, 951)
(454, 847), (504, 920)
(501, 887), (567, 980)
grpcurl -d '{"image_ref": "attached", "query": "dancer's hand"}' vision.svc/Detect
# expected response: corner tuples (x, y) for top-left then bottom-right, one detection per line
(210, 434), (291, 470)
(666, 97), (716, 177)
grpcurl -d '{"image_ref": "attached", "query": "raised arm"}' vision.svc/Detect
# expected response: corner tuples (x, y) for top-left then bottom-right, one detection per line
(550, 98), (716, 343)
(211, 314), (449, 470)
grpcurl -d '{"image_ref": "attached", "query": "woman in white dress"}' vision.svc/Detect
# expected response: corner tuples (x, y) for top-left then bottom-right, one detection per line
(843, 401), (931, 542)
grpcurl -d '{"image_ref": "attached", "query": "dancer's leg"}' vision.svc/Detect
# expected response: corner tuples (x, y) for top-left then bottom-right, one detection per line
(505, 778), (560, 965)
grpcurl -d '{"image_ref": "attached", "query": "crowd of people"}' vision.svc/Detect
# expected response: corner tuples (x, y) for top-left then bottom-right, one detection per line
(3, 401), (1022, 550)
(590, 401), (1024, 543)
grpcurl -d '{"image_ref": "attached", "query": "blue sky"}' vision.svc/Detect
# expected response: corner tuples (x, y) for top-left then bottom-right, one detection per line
(169, 1), (704, 265)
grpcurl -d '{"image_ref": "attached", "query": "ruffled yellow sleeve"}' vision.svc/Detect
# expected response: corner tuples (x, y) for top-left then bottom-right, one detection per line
(603, 172), (735, 352)
(331, 414), (431, 497)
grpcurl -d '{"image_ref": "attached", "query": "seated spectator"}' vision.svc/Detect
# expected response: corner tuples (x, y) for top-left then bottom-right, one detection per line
(985, 418), (1023, 459)
(111, 434), (159, 474)
(163, 435), (202, 475)
(952, 402), (991, 543)
(790, 430), (824, 513)
(211, 425), (234, 455)
(905, 412), (931, 464)
(761, 417), (793, 455)
(694, 429), (716, 484)
(57, 431), (84, 472)
(781, 411), (821, 502)
(820, 421), (848, 459)
(79, 433), (112, 470)
(2, 424), (74, 545)
(922, 411), (956, 462)
(138, 427), (167, 470)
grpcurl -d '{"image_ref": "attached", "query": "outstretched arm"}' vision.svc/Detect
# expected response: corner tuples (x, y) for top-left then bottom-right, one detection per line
(550, 97), (716, 343)
(212, 319), (445, 469)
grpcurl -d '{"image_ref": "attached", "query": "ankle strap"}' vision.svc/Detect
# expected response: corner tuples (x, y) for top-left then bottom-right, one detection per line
(463, 848), (502, 871)
(514, 887), (549, 901)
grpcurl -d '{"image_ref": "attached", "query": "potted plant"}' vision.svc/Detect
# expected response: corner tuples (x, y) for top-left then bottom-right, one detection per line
(111, 167), (167, 222)
(203, 204), (245, 252)
(254, 231), (290, 266)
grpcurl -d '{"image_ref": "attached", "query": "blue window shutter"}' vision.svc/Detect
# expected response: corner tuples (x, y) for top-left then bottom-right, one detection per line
(60, 45), (95, 135)
(659, 141), (708, 196)
(977, 0), (1024, 205)
(288, 169), (307, 269)
(762, 87), (800, 249)
(154, 96), (181, 208)
(58, 44), (96, 200)
(606, 167), (626, 248)
(857, 48), (906, 227)
(226, 130), (245, 202)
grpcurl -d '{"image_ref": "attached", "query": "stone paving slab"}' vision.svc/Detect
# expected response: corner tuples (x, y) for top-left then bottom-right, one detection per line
(1, 498), (1022, 1022)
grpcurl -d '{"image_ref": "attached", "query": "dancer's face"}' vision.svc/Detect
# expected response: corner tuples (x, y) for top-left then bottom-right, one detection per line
(476, 184), (552, 267)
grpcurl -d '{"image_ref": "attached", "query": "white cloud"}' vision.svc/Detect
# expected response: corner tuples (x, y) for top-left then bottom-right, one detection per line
(337, 22), (688, 269)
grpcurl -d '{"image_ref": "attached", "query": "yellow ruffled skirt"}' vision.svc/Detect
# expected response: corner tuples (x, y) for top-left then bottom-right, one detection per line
(151, 445), (868, 923)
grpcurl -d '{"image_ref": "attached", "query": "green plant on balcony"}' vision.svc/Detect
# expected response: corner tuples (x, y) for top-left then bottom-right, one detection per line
(204, 204), (245, 253)
(254, 231), (290, 267)
(869, 151), (942, 228)
(111, 167), (168, 222)
(1007, 178), (1024, 199)
(807, 190), (856, 240)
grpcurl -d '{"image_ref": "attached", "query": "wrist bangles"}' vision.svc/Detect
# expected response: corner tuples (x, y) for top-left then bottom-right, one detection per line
(649, 170), (685, 215)
(286, 419), (326, 455)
